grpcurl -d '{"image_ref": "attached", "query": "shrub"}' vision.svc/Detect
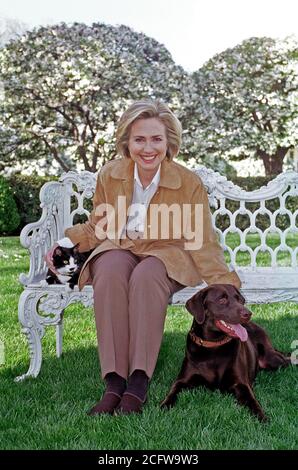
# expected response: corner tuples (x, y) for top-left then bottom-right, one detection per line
(7, 174), (58, 233)
(0, 175), (21, 234)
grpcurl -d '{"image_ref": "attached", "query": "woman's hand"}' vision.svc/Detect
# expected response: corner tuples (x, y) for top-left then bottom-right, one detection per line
(44, 243), (60, 275)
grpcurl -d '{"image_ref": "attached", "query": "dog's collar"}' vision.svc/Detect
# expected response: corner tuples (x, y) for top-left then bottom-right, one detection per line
(189, 328), (233, 348)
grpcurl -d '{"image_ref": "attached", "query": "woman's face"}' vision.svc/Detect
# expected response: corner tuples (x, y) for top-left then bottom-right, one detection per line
(128, 118), (168, 174)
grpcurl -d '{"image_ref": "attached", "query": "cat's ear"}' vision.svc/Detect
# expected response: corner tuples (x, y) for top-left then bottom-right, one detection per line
(55, 247), (63, 257)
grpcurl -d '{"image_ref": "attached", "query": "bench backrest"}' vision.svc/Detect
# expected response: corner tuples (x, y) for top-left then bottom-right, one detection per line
(20, 166), (298, 294)
(56, 167), (298, 271)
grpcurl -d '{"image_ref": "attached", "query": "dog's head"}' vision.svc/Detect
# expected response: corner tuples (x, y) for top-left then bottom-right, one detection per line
(185, 284), (252, 342)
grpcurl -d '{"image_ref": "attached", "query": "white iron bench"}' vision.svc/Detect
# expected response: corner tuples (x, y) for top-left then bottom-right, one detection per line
(16, 167), (298, 382)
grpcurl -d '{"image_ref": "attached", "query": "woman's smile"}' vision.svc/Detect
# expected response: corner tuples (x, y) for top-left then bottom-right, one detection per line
(139, 154), (158, 163)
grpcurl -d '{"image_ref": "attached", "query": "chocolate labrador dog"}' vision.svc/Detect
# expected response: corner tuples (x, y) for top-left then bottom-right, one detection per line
(161, 284), (292, 422)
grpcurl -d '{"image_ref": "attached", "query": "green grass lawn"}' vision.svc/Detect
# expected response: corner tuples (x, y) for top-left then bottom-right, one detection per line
(0, 236), (297, 450)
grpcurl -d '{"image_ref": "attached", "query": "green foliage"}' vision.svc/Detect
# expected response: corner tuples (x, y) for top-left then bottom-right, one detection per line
(0, 175), (20, 234)
(7, 174), (58, 232)
(231, 176), (273, 191)
(0, 236), (297, 450)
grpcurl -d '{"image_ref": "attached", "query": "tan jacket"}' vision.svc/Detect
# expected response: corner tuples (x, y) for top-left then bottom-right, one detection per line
(65, 158), (241, 291)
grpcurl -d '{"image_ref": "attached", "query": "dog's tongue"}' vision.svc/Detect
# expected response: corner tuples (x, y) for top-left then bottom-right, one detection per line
(229, 323), (248, 342)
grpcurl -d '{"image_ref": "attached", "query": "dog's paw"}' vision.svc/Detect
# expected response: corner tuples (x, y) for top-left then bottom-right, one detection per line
(160, 398), (174, 409)
(257, 413), (269, 423)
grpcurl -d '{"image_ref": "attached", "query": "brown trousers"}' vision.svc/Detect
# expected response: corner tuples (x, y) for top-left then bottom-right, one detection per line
(90, 249), (184, 380)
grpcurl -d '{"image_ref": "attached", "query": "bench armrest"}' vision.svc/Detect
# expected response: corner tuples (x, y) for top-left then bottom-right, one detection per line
(19, 181), (67, 286)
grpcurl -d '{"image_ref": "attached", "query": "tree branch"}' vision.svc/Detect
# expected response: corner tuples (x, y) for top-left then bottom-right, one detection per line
(251, 110), (263, 130)
(29, 130), (70, 172)
(28, 88), (80, 139)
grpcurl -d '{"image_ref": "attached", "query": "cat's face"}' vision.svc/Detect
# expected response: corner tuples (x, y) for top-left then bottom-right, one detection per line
(52, 245), (81, 276)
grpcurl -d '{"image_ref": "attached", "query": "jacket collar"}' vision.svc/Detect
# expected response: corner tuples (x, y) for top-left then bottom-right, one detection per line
(134, 161), (161, 189)
(110, 157), (181, 189)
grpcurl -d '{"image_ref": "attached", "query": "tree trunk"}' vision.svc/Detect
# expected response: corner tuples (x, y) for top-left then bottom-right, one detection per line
(257, 147), (289, 176)
(77, 145), (92, 171)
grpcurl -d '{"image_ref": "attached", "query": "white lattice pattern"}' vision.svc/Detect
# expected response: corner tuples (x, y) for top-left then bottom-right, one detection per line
(198, 170), (298, 270)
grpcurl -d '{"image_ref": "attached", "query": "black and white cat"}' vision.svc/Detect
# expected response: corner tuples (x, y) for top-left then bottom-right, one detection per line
(43, 244), (92, 290)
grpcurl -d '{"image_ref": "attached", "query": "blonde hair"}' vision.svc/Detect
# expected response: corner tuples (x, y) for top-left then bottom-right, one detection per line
(116, 99), (182, 160)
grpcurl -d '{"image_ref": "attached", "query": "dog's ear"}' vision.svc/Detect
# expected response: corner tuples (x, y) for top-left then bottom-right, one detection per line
(232, 285), (246, 304)
(185, 287), (209, 324)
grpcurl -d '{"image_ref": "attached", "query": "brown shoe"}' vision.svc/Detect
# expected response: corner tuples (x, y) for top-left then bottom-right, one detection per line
(114, 392), (147, 415)
(87, 392), (122, 416)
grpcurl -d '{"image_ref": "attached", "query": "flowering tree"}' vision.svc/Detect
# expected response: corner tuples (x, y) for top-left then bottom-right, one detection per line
(189, 36), (298, 175)
(0, 22), (190, 173)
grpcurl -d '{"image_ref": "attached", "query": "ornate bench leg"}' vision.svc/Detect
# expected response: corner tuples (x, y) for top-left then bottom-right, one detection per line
(56, 314), (64, 358)
(15, 289), (46, 382)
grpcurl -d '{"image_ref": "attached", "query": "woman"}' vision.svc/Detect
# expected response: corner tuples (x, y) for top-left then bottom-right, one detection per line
(45, 99), (241, 416)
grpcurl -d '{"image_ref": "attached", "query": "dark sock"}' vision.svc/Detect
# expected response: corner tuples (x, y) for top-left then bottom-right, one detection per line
(105, 372), (127, 397)
(125, 369), (149, 402)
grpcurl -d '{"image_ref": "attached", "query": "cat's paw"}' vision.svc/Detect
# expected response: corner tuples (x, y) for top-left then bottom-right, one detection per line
(39, 280), (48, 287)
(65, 284), (74, 292)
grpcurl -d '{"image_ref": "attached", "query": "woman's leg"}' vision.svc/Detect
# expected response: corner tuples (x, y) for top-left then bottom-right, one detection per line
(116, 256), (184, 414)
(128, 256), (183, 379)
(90, 249), (140, 379)
(88, 249), (139, 415)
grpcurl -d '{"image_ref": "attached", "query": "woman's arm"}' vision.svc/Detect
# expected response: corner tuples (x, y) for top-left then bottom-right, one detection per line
(188, 182), (241, 288)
